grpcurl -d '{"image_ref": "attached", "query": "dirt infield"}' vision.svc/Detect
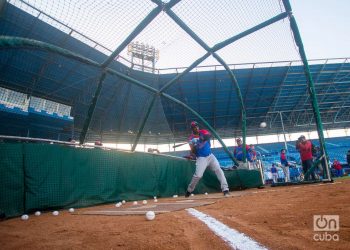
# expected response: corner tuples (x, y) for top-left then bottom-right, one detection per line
(1, 179), (349, 249)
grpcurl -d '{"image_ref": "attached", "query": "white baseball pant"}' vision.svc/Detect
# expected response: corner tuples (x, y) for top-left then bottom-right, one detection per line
(283, 166), (290, 182)
(187, 153), (229, 193)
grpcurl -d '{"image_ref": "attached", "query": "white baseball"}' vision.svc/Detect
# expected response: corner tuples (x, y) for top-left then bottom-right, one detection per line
(52, 211), (59, 216)
(115, 203), (122, 208)
(204, 192), (208, 195)
(153, 196), (157, 200)
(142, 200), (147, 205)
(190, 193), (194, 197)
(173, 195), (178, 198)
(133, 201), (138, 205)
(21, 214), (29, 220)
(34, 211), (41, 216)
(260, 122), (267, 128)
(68, 208), (75, 213)
(122, 200), (126, 204)
(145, 211), (155, 221)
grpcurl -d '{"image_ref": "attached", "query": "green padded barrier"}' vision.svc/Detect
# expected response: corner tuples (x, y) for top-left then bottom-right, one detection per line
(22, 144), (196, 212)
(0, 143), (24, 218)
(0, 143), (263, 218)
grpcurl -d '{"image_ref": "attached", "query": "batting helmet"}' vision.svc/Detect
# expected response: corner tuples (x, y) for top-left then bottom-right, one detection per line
(190, 121), (199, 128)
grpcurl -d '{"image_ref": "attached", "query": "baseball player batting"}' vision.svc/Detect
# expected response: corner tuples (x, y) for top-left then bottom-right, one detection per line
(185, 121), (230, 197)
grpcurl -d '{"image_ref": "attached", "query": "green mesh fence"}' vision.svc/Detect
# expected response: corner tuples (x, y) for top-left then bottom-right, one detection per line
(0, 143), (263, 218)
(0, 143), (24, 218)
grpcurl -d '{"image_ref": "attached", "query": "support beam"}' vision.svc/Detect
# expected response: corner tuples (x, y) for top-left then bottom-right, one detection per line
(279, 111), (288, 152)
(160, 11), (289, 93)
(282, 0), (331, 180)
(212, 53), (247, 162)
(79, 72), (107, 144)
(131, 94), (158, 151)
(100, 7), (161, 68)
(161, 8), (287, 162)
(101, 0), (181, 68)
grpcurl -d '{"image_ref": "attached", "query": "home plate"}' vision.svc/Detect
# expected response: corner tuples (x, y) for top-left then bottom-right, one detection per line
(77, 201), (215, 216)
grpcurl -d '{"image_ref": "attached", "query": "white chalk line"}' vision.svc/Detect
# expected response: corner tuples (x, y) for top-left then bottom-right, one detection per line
(186, 208), (268, 250)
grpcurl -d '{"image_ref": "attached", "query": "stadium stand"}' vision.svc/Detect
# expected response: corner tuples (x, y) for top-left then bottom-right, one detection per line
(169, 136), (350, 181)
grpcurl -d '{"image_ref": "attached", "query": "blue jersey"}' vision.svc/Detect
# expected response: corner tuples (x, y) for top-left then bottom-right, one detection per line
(189, 130), (211, 157)
(234, 145), (252, 161)
(195, 139), (211, 157)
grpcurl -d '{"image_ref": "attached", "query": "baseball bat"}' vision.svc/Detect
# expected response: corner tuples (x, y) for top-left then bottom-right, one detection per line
(172, 142), (188, 148)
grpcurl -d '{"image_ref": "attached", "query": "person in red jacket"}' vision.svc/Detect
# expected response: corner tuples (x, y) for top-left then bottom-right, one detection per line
(296, 135), (316, 181)
(332, 159), (343, 177)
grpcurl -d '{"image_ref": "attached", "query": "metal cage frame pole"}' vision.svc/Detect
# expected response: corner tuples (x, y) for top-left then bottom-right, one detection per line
(109, 0), (180, 150)
(0, 7), (290, 167)
(279, 111), (288, 152)
(80, 3), (162, 143)
(282, 0), (331, 181)
(212, 53), (247, 162)
(131, 94), (158, 151)
(158, 10), (288, 163)
(79, 71), (106, 144)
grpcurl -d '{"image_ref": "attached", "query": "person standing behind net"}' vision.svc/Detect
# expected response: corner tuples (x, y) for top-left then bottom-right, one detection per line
(185, 121), (230, 197)
(280, 149), (290, 182)
(249, 144), (258, 169)
(271, 163), (278, 183)
(296, 135), (316, 181)
(233, 138), (252, 170)
(332, 159), (343, 177)
(233, 138), (251, 161)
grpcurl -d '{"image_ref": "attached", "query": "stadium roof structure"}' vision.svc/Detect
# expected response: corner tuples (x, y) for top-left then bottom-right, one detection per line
(0, 0), (350, 150)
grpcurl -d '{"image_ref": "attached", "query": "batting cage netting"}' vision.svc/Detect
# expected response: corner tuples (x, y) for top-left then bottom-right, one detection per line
(0, 0), (342, 217)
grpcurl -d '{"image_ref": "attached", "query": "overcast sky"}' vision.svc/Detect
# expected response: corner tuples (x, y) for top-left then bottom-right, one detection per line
(291, 0), (350, 60)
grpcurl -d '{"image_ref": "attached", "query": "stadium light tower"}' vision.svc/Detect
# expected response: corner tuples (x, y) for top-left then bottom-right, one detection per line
(127, 41), (159, 73)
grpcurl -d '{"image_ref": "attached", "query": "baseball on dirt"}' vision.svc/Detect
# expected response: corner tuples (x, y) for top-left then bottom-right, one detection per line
(143, 200), (147, 205)
(68, 208), (75, 213)
(173, 195), (178, 198)
(260, 122), (267, 128)
(115, 203), (122, 207)
(34, 211), (41, 216)
(122, 200), (126, 204)
(133, 201), (138, 205)
(145, 211), (155, 221)
(52, 211), (59, 216)
(205, 192), (208, 195)
(21, 214), (29, 220)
